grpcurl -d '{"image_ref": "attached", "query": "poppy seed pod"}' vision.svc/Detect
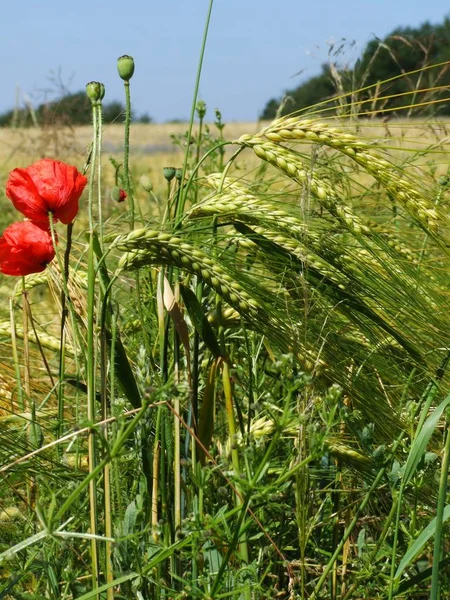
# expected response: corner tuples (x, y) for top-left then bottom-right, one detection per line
(117, 55), (135, 81)
(175, 168), (183, 182)
(86, 81), (105, 103)
(163, 167), (176, 182)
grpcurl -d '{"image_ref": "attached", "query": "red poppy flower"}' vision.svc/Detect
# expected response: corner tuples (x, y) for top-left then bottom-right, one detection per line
(6, 159), (87, 224)
(0, 221), (56, 276)
(118, 189), (127, 202)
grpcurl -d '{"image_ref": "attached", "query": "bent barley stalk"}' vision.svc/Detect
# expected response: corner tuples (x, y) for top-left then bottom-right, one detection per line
(117, 229), (262, 318)
(202, 173), (417, 265)
(238, 117), (441, 232)
(0, 321), (74, 356)
(190, 181), (418, 289)
(233, 141), (372, 236)
(189, 176), (444, 365)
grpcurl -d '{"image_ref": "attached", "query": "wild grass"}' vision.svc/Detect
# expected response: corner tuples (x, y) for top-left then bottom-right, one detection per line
(2, 39), (450, 600)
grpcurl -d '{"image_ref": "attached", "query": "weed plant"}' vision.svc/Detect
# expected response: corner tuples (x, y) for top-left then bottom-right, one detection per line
(2, 11), (450, 600)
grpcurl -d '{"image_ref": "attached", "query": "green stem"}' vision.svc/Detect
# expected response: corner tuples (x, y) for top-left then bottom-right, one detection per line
(88, 105), (97, 231)
(49, 215), (75, 441)
(388, 484), (404, 600)
(430, 420), (450, 600)
(123, 80), (134, 229)
(9, 297), (23, 411)
(86, 98), (100, 598)
(96, 102), (104, 245)
(177, 0), (215, 220)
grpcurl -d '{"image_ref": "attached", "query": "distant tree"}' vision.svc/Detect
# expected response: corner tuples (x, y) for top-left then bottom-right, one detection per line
(38, 91), (91, 125)
(103, 101), (126, 124)
(137, 112), (153, 124)
(0, 109), (16, 127)
(165, 118), (187, 124)
(260, 15), (450, 119)
(0, 91), (128, 127)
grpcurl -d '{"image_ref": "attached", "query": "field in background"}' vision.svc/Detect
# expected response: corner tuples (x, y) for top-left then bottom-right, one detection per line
(0, 122), (263, 194)
(1, 119), (450, 190)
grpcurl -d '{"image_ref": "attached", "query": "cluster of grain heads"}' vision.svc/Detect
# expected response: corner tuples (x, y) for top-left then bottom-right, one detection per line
(235, 138), (372, 236)
(238, 117), (442, 232)
(203, 172), (417, 268)
(195, 176), (416, 281)
(116, 228), (262, 318)
(189, 175), (447, 366)
(0, 320), (74, 356)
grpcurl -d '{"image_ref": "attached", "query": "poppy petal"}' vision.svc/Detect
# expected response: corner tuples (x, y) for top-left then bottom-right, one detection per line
(6, 159), (87, 224)
(6, 169), (49, 222)
(0, 221), (55, 276)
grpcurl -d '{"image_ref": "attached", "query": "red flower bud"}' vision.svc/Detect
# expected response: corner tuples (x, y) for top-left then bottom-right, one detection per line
(0, 221), (56, 276)
(111, 186), (127, 202)
(6, 159), (87, 224)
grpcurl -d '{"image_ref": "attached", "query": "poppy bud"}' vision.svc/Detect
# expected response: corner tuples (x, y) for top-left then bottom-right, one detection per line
(111, 186), (127, 202)
(163, 167), (176, 182)
(86, 81), (105, 103)
(140, 175), (153, 192)
(117, 55), (135, 81)
(175, 168), (183, 182)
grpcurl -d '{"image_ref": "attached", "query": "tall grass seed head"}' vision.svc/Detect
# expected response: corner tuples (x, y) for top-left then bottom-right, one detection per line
(117, 55), (135, 81)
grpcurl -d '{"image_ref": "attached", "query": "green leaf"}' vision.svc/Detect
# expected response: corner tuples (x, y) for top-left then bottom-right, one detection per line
(403, 394), (450, 487)
(395, 504), (450, 578)
(73, 572), (139, 600)
(180, 284), (222, 359)
(123, 500), (138, 537)
(104, 330), (141, 409)
(197, 358), (219, 465)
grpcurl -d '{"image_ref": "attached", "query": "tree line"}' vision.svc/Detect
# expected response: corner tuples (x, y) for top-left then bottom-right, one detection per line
(0, 91), (152, 127)
(260, 15), (450, 119)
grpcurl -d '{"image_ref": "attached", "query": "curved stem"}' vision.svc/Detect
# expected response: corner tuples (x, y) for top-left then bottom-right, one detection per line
(177, 0), (215, 220)
(174, 140), (231, 227)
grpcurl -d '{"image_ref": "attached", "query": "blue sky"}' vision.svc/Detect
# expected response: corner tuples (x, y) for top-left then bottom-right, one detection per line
(2, 1), (450, 122)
